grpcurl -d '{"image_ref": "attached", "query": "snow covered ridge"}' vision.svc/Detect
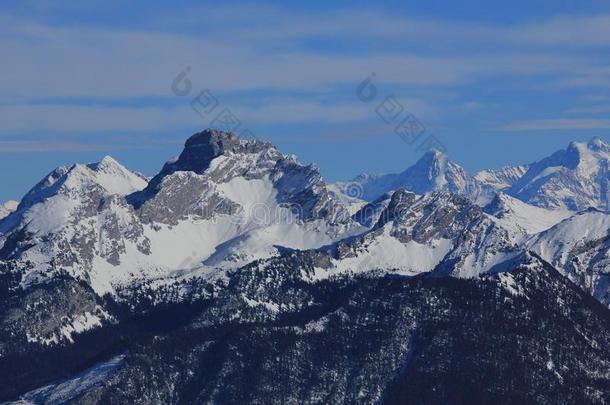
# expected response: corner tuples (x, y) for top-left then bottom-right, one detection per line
(1, 129), (610, 348)
(333, 149), (497, 205)
(335, 136), (610, 213)
(0, 129), (362, 303)
(474, 165), (529, 191)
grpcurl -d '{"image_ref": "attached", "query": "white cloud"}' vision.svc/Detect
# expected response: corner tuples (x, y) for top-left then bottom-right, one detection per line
(0, 104), (201, 133)
(566, 104), (610, 114)
(0, 140), (115, 153)
(501, 15), (610, 47)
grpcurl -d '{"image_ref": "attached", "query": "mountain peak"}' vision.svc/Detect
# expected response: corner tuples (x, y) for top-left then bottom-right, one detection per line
(184, 128), (239, 152)
(87, 155), (125, 173)
(399, 149), (451, 184)
(427, 148), (447, 157)
(337, 148), (494, 204)
(98, 155), (120, 166)
(566, 137), (610, 156)
(17, 155), (147, 212)
(157, 129), (277, 178)
(587, 136), (610, 152)
(418, 148), (448, 165)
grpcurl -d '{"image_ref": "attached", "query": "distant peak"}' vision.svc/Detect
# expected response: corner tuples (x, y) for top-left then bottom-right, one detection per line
(424, 148), (447, 158)
(87, 155), (125, 173)
(588, 136), (610, 152)
(414, 148), (449, 168)
(99, 155), (119, 165)
(138, 129), (283, 196)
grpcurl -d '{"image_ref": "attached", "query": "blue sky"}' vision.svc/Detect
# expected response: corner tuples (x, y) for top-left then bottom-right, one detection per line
(1, 1), (610, 201)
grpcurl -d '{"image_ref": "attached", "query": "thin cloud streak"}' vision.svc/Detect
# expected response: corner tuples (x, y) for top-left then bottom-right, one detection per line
(495, 119), (610, 131)
(1, 6), (610, 146)
(0, 12), (607, 100)
(0, 98), (429, 135)
(0, 141), (121, 153)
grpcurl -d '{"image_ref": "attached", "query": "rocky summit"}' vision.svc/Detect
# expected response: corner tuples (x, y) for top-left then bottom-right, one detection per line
(0, 129), (609, 404)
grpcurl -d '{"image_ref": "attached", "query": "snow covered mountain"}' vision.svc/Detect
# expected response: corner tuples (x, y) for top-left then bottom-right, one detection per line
(484, 192), (572, 234)
(475, 165), (529, 190)
(0, 130), (361, 308)
(338, 136), (610, 214)
(1, 129), (610, 403)
(528, 208), (610, 306)
(0, 156), (149, 295)
(336, 149), (496, 205)
(318, 190), (524, 281)
(508, 137), (610, 211)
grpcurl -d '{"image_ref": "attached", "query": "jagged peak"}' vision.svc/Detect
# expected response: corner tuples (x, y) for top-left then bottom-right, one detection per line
(374, 188), (417, 228)
(185, 128), (274, 155)
(400, 149), (470, 192)
(93, 155), (120, 168)
(565, 137), (610, 157)
(587, 136), (610, 152)
(17, 155), (147, 211)
(155, 129), (280, 178)
(417, 148), (448, 164)
(85, 155), (132, 174)
(410, 148), (466, 176)
(427, 148), (447, 158)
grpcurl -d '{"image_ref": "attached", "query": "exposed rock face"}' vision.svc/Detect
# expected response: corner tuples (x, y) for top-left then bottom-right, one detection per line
(320, 191), (520, 280)
(157, 129), (276, 177)
(133, 129), (350, 225)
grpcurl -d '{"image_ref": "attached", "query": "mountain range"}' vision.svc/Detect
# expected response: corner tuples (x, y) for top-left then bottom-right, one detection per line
(1, 129), (609, 404)
(338, 137), (610, 212)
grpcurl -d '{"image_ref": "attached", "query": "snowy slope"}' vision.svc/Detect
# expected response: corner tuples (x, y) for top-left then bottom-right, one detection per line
(475, 165), (529, 190)
(310, 190), (523, 280)
(12, 354), (126, 404)
(528, 208), (610, 306)
(3, 129), (610, 348)
(508, 137), (610, 211)
(484, 192), (572, 234)
(0, 157), (151, 297)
